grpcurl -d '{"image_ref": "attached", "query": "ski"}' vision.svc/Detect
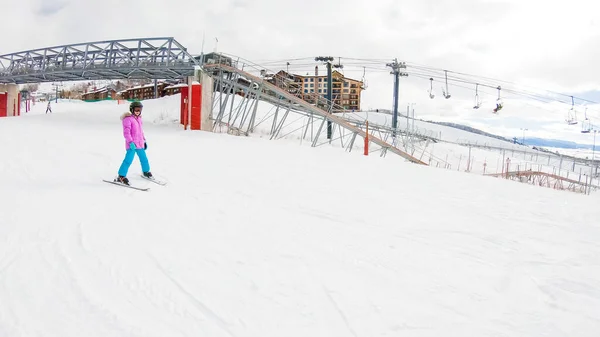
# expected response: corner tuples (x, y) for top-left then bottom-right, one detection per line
(140, 175), (167, 186)
(103, 179), (150, 191)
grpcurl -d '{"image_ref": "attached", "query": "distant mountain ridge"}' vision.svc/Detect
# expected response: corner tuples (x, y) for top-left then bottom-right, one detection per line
(522, 137), (595, 149)
(424, 120), (595, 149)
(422, 120), (514, 143)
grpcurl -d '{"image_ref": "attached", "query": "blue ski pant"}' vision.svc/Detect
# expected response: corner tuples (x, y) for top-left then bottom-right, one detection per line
(118, 148), (150, 177)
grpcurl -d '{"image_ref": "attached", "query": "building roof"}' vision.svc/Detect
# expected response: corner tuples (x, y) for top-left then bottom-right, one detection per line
(164, 83), (189, 89)
(119, 81), (173, 92)
(291, 70), (362, 83)
(193, 52), (233, 65)
(84, 86), (116, 95)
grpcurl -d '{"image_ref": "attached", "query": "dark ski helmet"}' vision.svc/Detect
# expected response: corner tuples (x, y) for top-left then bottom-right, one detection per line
(129, 101), (143, 113)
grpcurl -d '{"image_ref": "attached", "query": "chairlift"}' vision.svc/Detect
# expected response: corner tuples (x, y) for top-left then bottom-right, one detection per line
(428, 78), (435, 99)
(581, 122), (591, 133)
(360, 66), (368, 90)
(442, 70), (451, 99)
(473, 83), (481, 109)
(566, 96), (578, 125)
(581, 108), (591, 133)
(492, 86), (503, 114)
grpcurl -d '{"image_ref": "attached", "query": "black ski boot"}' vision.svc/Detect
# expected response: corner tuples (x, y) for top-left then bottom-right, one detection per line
(115, 176), (130, 185)
(143, 171), (153, 179)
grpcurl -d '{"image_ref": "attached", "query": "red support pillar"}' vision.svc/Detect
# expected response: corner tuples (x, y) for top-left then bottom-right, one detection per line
(180, 86), (189, 129)
(180, 83), (202, 130)
(0, 93), (7, 117)
(190, 83), (202, 130)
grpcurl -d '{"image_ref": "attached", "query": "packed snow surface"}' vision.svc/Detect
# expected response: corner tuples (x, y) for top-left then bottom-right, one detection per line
(0, 97), (599, 336)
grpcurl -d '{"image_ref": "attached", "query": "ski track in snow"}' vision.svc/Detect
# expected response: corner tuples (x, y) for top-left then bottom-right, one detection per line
(151, 255), (238, 337)
(322, 285), (359, 337)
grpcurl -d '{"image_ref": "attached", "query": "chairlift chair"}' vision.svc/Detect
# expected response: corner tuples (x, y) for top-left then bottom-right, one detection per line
(428, 78), (435, 99)
(442, 70), (451, 99)
(581, 115), (591, 133)
(473, 83), (481, 109)
(581, 126), (591, 133)
(566, 96), (578, 125)
(492, 86), (503, 114)
(360, 66), (368, 90)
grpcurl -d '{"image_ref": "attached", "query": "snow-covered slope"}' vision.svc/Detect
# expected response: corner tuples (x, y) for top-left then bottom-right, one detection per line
(1, 97), (599, 336)
(208, 92), (599, 184)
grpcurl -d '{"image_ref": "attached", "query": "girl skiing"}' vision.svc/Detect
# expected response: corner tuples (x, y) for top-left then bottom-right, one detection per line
(115, 101), (153, 185)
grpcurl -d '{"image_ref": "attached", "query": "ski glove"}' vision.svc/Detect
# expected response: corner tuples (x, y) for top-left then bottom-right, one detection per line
(144, 142), (147, 150)
(129, 142), (136, 150)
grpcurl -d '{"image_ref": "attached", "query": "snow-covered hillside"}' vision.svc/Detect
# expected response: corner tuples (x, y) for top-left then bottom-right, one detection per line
(409, 96), (600, 147)
(1, 96), (600, 336)
(208, 92), (600, 186)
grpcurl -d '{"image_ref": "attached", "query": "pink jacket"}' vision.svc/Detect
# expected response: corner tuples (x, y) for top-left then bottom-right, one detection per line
(120, 112), (145, 150)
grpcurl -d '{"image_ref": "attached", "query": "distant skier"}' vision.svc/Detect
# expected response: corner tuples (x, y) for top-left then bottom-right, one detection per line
(45, 101), (52, 113)
(114, 101), (153, 185)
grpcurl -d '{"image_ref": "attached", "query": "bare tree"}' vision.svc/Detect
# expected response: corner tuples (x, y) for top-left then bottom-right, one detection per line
(114, 80), (127, 92)
(70, 82), (90, 94)
(21, 83), (39, 92)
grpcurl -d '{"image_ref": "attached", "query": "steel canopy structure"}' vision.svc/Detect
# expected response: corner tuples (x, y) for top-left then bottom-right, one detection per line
(203, 63), (432, 165)
(0, 37), (200, 84)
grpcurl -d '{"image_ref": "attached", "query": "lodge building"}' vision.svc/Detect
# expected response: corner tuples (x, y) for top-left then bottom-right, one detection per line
(81, 86), (117, 101)
(266, 69), (365, 111)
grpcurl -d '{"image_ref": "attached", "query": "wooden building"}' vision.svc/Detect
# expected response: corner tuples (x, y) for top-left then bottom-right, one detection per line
(163, 83), (188, 96)
(81, 86), (117, 101)
(267, 70), (364, 111)
(194, 52), (233, 66)
(266, 71), (303, 96)
(117, 82), (170, 100)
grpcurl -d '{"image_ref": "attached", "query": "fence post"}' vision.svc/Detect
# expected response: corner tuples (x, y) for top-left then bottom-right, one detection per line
(363, 121), (369, 156)
(502, 150), (506, 176)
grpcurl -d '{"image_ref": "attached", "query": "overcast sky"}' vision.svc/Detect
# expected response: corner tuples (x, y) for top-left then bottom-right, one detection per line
(3, 0), (599, 122)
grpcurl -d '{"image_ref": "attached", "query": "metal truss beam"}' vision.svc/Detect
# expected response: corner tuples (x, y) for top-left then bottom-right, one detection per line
(203, 63), (429, 165)
(0, 37), (199, 84)
(486, 170), (599, 194)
